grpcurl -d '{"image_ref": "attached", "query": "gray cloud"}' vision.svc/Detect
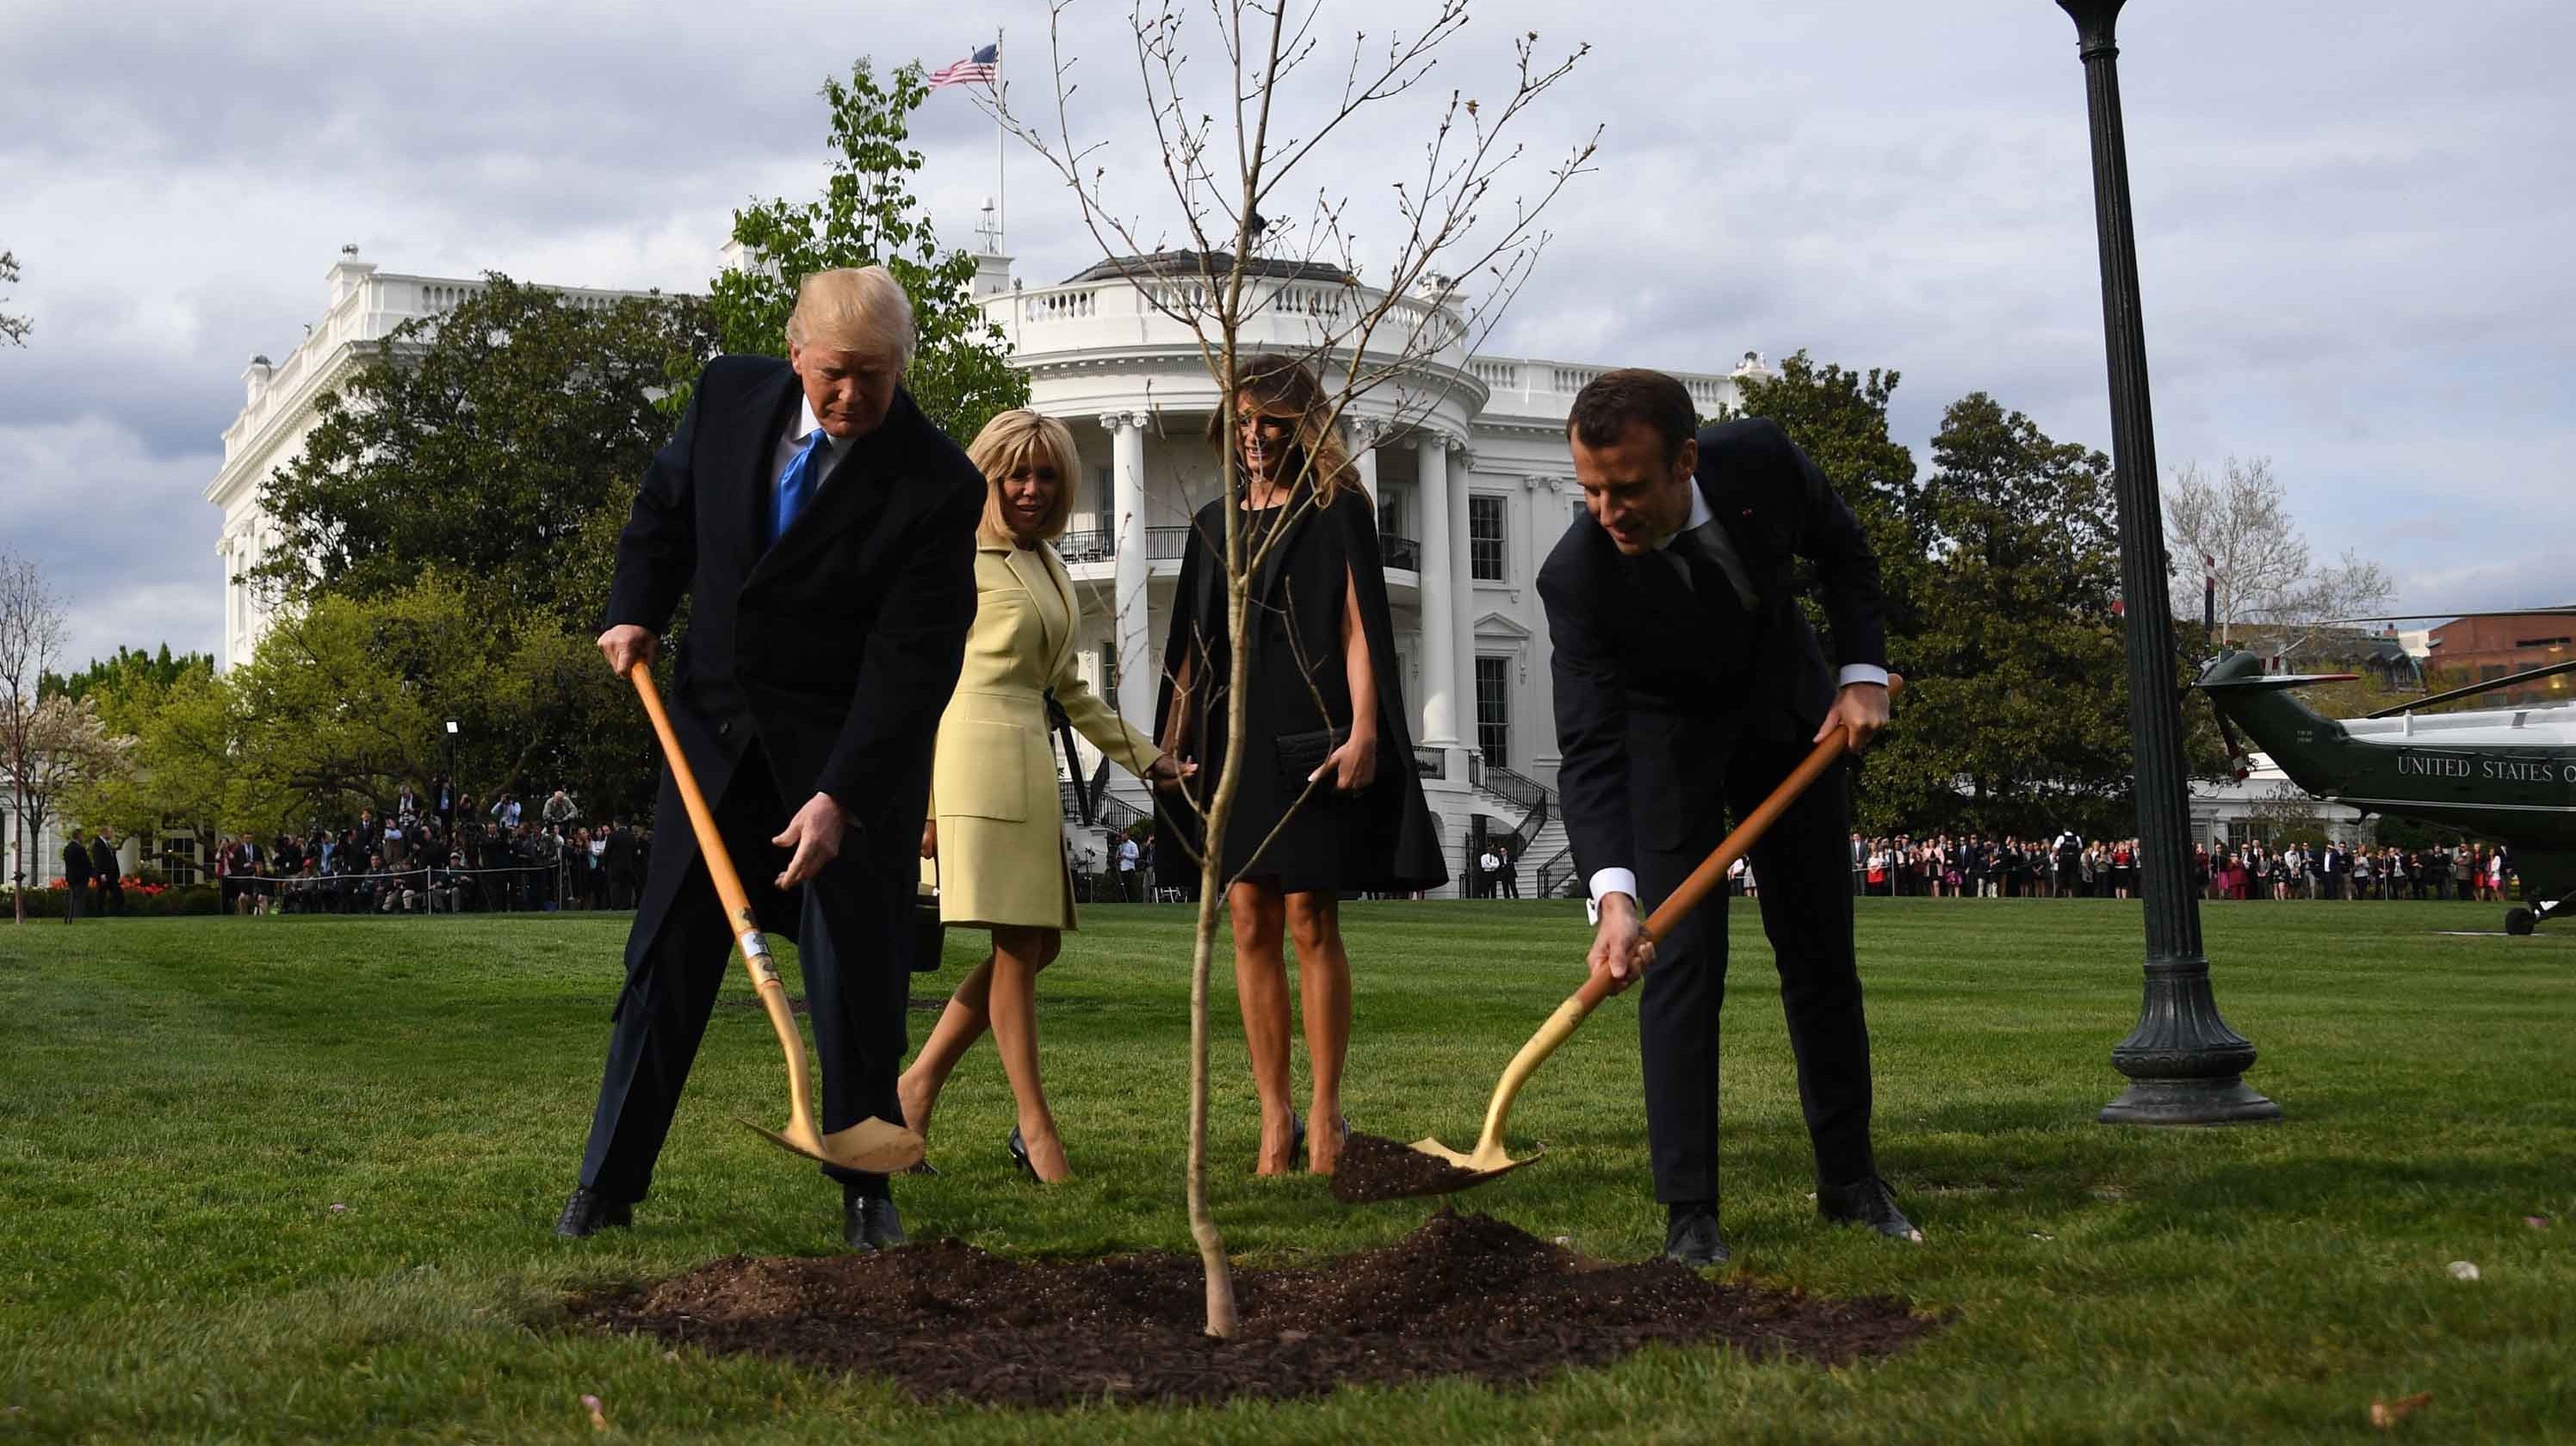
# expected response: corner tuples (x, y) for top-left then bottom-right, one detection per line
(3, 0), (2571, 672)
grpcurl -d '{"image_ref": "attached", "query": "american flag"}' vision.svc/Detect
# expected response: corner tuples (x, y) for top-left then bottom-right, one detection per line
(927, 43), (998, 89)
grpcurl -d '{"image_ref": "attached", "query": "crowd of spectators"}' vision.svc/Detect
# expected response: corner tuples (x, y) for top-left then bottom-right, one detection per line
(2192, 839), (2515, 902)
(1843, 831), (2517, 902)
(1850, 832), (2143, 898)
(206, 778), (653, 916)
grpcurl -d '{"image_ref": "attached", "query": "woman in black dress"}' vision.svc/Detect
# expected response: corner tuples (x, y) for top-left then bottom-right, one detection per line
(1155, 355), (1446, 1176)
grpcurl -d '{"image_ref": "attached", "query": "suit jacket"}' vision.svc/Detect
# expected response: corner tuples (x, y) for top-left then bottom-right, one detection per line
(926, 541), (1160, 930)
(90, 837), (117, 882)
(62, 841), (93, 886)
(1539, 417), (1886, 883)
(604, 354), (982, 944)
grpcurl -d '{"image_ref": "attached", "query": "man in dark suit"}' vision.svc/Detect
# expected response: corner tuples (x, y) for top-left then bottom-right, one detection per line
(1539, 368), (1917, 1267)
(61, 828), (94, 922)
(556, 266), (982, 1252)
(89, 831), (121, 916)
(603, 819), (640, 911)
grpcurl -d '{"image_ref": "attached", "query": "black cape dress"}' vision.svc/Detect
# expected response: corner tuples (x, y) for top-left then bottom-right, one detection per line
(1152, 482), (1448, 897)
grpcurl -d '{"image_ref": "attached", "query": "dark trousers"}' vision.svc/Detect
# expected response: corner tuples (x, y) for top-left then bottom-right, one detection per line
(1636, 741), (1875, 1205)
(576, 761), (908, 1203)
(64, 880), (88, 922)
(1501, 869), (1520, 900)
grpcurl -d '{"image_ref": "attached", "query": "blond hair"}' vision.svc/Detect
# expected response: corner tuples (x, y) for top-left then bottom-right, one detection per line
(784, 266), (917, 366)
(966, 410), (1081, 546)
(1204, 353), (1358, 507)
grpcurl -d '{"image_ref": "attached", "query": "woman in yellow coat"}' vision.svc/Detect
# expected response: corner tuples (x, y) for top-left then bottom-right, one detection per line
(901, 410), (1189, 1183)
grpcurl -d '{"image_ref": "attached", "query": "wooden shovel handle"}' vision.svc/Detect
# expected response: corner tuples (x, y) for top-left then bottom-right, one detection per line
(1458, 677), (1902, 1162)
(627, 663), (763, 945)
(1638, 673), (1903, 949)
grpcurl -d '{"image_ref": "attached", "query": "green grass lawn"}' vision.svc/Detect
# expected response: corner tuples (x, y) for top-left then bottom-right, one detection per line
(2, 898), (2570, 1443)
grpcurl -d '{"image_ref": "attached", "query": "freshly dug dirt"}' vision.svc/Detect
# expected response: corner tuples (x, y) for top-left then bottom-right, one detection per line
(1330, 1129), (1508, 1203)
(567, 1209), (1935, 1408)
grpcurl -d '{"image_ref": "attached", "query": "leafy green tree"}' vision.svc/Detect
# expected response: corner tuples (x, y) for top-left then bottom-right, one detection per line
(1861, 393), (2137, 838)
(90, 578), (659, 837)
(253, 276), (715, 627)
(702, 58), (1026, 441)
(40, 644), (214, 705)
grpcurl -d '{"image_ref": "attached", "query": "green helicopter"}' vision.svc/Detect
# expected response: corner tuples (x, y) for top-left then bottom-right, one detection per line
(2197, 646), (2576, 935)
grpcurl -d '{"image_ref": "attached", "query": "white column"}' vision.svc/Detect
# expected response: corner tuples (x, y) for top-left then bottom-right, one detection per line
(1414, 429), (1460, 761)
(1352, 420), (1380, 502)
(1448, 440), (1478, 776)
(1105, 411), (1154, 733)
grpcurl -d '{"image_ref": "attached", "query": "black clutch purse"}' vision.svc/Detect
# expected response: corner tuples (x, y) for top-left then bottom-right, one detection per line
(911, 854), (945, 973)
(1274, 726), (1347, 792)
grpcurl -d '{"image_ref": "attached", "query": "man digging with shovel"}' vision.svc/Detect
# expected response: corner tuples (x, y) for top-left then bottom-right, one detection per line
(555, 267), (982, 1251)
(1542, 369), (1920, 1267)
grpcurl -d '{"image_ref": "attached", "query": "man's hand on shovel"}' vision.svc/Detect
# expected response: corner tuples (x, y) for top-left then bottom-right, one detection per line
(1586, 893), (1654, 996)
(1813, 679), (1892, 750)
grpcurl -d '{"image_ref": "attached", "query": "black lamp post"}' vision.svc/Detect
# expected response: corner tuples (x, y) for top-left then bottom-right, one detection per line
(2056, 0), (2280, 1125)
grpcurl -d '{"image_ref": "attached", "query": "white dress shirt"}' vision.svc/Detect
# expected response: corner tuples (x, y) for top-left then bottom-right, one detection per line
(1585, 485), (1891, 916)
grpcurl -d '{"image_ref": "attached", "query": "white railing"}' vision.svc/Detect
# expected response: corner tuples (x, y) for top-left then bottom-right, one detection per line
(1029, 287), (1099, 321)
(992, 271), (1468, 371)
(1465, 355), (1751, 420)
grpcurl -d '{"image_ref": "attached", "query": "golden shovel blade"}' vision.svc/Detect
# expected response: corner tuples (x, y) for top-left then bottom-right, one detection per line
(1409, 1135), (1544, 1184)
(740, 1115), (926, 1174)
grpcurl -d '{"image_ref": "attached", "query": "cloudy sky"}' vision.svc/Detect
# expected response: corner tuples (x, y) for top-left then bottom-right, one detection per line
(3, 0), (2569, 669)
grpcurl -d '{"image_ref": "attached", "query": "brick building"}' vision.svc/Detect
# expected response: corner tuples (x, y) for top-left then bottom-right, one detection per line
(2424, 612), (2576, 706)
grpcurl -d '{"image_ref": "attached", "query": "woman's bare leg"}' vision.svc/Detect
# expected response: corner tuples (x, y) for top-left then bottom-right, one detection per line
(1229, 880), (1298, 1174)
(1285, 890), (1351, 1175)
(898, 948), (996, 1145)
(987, 924), (1070, 1183)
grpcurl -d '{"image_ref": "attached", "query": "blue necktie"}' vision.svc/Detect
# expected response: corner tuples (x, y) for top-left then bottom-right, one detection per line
(772, 429), (829, 544)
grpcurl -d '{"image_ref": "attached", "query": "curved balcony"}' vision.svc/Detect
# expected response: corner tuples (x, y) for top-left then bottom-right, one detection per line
(982, 259), (1489, 421)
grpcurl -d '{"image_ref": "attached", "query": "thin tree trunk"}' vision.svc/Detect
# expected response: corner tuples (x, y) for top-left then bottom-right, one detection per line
(1184, 884), (1238, 1337)
(1185, 347), (1256, 1339)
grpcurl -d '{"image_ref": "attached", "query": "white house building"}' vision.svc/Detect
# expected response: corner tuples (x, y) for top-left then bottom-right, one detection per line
(204, 246), (663, 672)
(211, 244), (1773, 894)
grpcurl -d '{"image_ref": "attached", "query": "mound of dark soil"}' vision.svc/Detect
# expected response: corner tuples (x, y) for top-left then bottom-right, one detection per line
(568, 1209), (1935, 1408)
(1329, 1129), (1506, 1203)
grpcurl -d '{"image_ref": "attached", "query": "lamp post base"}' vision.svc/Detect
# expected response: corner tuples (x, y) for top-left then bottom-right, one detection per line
(2099, 956), (2282, 1126)
(2099, 1076), (2282, 1126)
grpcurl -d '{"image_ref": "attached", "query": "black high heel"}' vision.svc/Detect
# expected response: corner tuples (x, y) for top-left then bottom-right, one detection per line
(1006, 1126), (1036, 1180)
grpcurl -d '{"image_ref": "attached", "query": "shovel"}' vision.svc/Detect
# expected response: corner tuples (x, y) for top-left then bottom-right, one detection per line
(627, 662), (924, 1174)
(1403, 677), (1903, 1194)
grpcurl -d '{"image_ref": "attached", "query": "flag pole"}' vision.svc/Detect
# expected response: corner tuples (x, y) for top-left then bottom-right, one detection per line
(994, 26), (1006, 253)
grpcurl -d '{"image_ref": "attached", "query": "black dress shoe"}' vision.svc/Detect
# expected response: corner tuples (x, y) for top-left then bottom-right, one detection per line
(841, 1188), (906, 1252)
(1817, 1174), (1924, 1243)
(1663, 1202), (1731, 1267)
(1006, 1126), (1036, 1180)
(553, 1186), (632, 1239)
